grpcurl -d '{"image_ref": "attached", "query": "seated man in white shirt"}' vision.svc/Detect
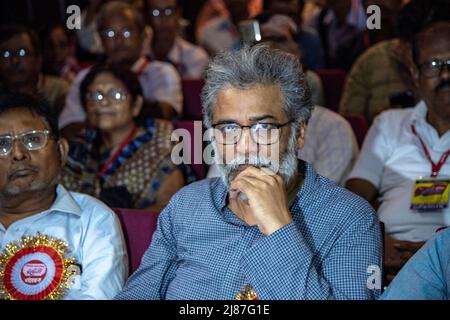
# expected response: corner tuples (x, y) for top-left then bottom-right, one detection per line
(0, 94), (128, 300)
(346, 19), (450, 282)
(59, 1), (182, 138)
(146, 0), (210, 79)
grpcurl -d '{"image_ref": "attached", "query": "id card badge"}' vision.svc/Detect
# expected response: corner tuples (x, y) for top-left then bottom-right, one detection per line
(410, 178), (450, 211)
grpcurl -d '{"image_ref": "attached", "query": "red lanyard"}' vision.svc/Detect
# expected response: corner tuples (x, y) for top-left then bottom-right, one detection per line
(135, 58), (150, 77)
(99, 126), (138, 178)
(411, 124), (450, 178)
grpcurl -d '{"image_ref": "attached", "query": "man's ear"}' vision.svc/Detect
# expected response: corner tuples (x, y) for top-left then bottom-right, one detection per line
(57, 138), (69, 167)
(296, 123), (305, 150)
(132, 95), (144, 117)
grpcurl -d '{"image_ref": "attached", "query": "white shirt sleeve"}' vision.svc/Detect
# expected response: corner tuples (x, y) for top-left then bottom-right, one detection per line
(141, 62), (183, 115)
(346, 112), (393, 188)
(300, 107), (358, 184)
(67, 206), (128, 300)
(58, 68), (89, 128)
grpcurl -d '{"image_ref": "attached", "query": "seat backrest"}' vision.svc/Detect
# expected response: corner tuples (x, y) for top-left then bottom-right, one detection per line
(114, 208), (159, 274)
(173, 120), (207, 180)
(315, 69), (347, 111)
(182, 79), (205, 120)
(343, 115), (369, 147)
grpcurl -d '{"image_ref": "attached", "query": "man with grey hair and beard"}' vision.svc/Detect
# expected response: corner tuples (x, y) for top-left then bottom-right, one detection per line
(116, 44), (382, 300)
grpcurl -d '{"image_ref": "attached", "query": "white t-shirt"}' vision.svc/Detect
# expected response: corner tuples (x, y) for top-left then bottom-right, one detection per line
(59, 57), (183, 128)
(347, 101), (450, 242)
(166, 37), (210, 80)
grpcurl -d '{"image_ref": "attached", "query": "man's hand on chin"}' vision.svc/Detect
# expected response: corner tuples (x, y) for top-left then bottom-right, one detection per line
(230, 167), (292, 236)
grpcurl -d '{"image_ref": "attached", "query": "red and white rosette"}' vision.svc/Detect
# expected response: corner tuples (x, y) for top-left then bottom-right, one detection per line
(0, 233), (76, 300)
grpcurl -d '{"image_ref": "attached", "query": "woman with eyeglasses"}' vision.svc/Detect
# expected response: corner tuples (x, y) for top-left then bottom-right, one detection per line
(59, 64), (194, 211)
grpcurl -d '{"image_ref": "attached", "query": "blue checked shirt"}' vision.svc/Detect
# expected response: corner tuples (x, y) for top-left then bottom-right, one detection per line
(116, 163), (382, 300)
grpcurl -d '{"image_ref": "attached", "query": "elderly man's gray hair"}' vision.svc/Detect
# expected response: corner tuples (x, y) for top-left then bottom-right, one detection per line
(201, 44), (313, 128)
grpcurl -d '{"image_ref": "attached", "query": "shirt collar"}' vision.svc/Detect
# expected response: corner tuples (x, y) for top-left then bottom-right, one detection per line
(131, 56), (148, 72)
(410, 100), (429, 126)
(167, 37), (183, 65)
(48, 185), (82, 217)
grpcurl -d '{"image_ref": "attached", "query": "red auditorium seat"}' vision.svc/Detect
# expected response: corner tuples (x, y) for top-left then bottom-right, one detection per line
(343, 115), (369, 147)
(173, 120), (207, 180)
(182, 79), (205, 120)
(315, 69), (347, 112)
(114, 208), (159, 274)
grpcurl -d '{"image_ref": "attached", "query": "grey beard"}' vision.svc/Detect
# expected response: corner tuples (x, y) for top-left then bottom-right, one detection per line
(1, 175), (58, 198)
(214, 130), (299, 189)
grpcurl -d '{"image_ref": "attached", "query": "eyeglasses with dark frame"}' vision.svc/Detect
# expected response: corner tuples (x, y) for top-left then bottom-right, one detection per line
(212, 121), (292, 145)
(419, 58), (450, 78)
(0, 130), (51, 157)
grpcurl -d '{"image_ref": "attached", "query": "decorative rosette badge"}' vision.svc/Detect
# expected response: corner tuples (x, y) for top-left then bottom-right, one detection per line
(0, 233), (76, 300)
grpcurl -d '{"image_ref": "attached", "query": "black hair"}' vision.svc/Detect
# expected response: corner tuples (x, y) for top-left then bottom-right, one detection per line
(79, 63), (144, 108)
(97, 1), (146, 33)
(40, 23), (75, 46)
(396, 0), (450, 66)
(263, 0), (305, 15)
(0, 93), (60, 139)
(0, 25), (41, 56)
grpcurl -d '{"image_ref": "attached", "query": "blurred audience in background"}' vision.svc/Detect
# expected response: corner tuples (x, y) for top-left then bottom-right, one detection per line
(0, 25), (69, 117)
(60, 64), (192, 211)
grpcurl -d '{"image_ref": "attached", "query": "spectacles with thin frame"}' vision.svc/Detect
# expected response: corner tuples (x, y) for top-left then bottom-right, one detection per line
(0, 130), (51, 157)
(1, 48), (35, 60)
(86, 88), (128, 105)
(100, 29), (135, 40)
(419, 58), (450, 78)
(150, 7), (176, 17)
(212, 121), (291, 145)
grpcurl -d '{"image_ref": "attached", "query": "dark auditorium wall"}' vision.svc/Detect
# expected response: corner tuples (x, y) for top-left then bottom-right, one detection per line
(0, 0), (88, 29)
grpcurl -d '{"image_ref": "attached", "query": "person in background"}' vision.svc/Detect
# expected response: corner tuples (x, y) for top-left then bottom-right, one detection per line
(76, 0), (146, 57)
(262, 0), (325, 70)
(0, 93), (127, 300)
(199, 0), (251, 55)
(146, 0), (210, 79)
(41, 24), (81, 84)
(363, 0), (403, 46)
(0, 25), (69, 118)
(338, 0), (435, 124)
(346, 16), (450, 283)
(60, 64), (191, 211)
(59, 1), (182, 139)
(308, 0), (368, 71)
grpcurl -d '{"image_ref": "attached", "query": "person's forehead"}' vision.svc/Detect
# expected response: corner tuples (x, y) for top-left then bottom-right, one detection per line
(50, 27), (67, 41)
(417, 24), (450, 60)
(0, 33), (33, 50)
(103, 11), (138, 29)
(148, 0), (177, 8)
(0, 108), (49, 133)
(88, 72), (127, 90)
(213, 85), (287, 121)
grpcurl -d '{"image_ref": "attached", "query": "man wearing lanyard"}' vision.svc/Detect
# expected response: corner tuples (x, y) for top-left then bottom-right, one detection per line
(346, 14), (450, 285)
